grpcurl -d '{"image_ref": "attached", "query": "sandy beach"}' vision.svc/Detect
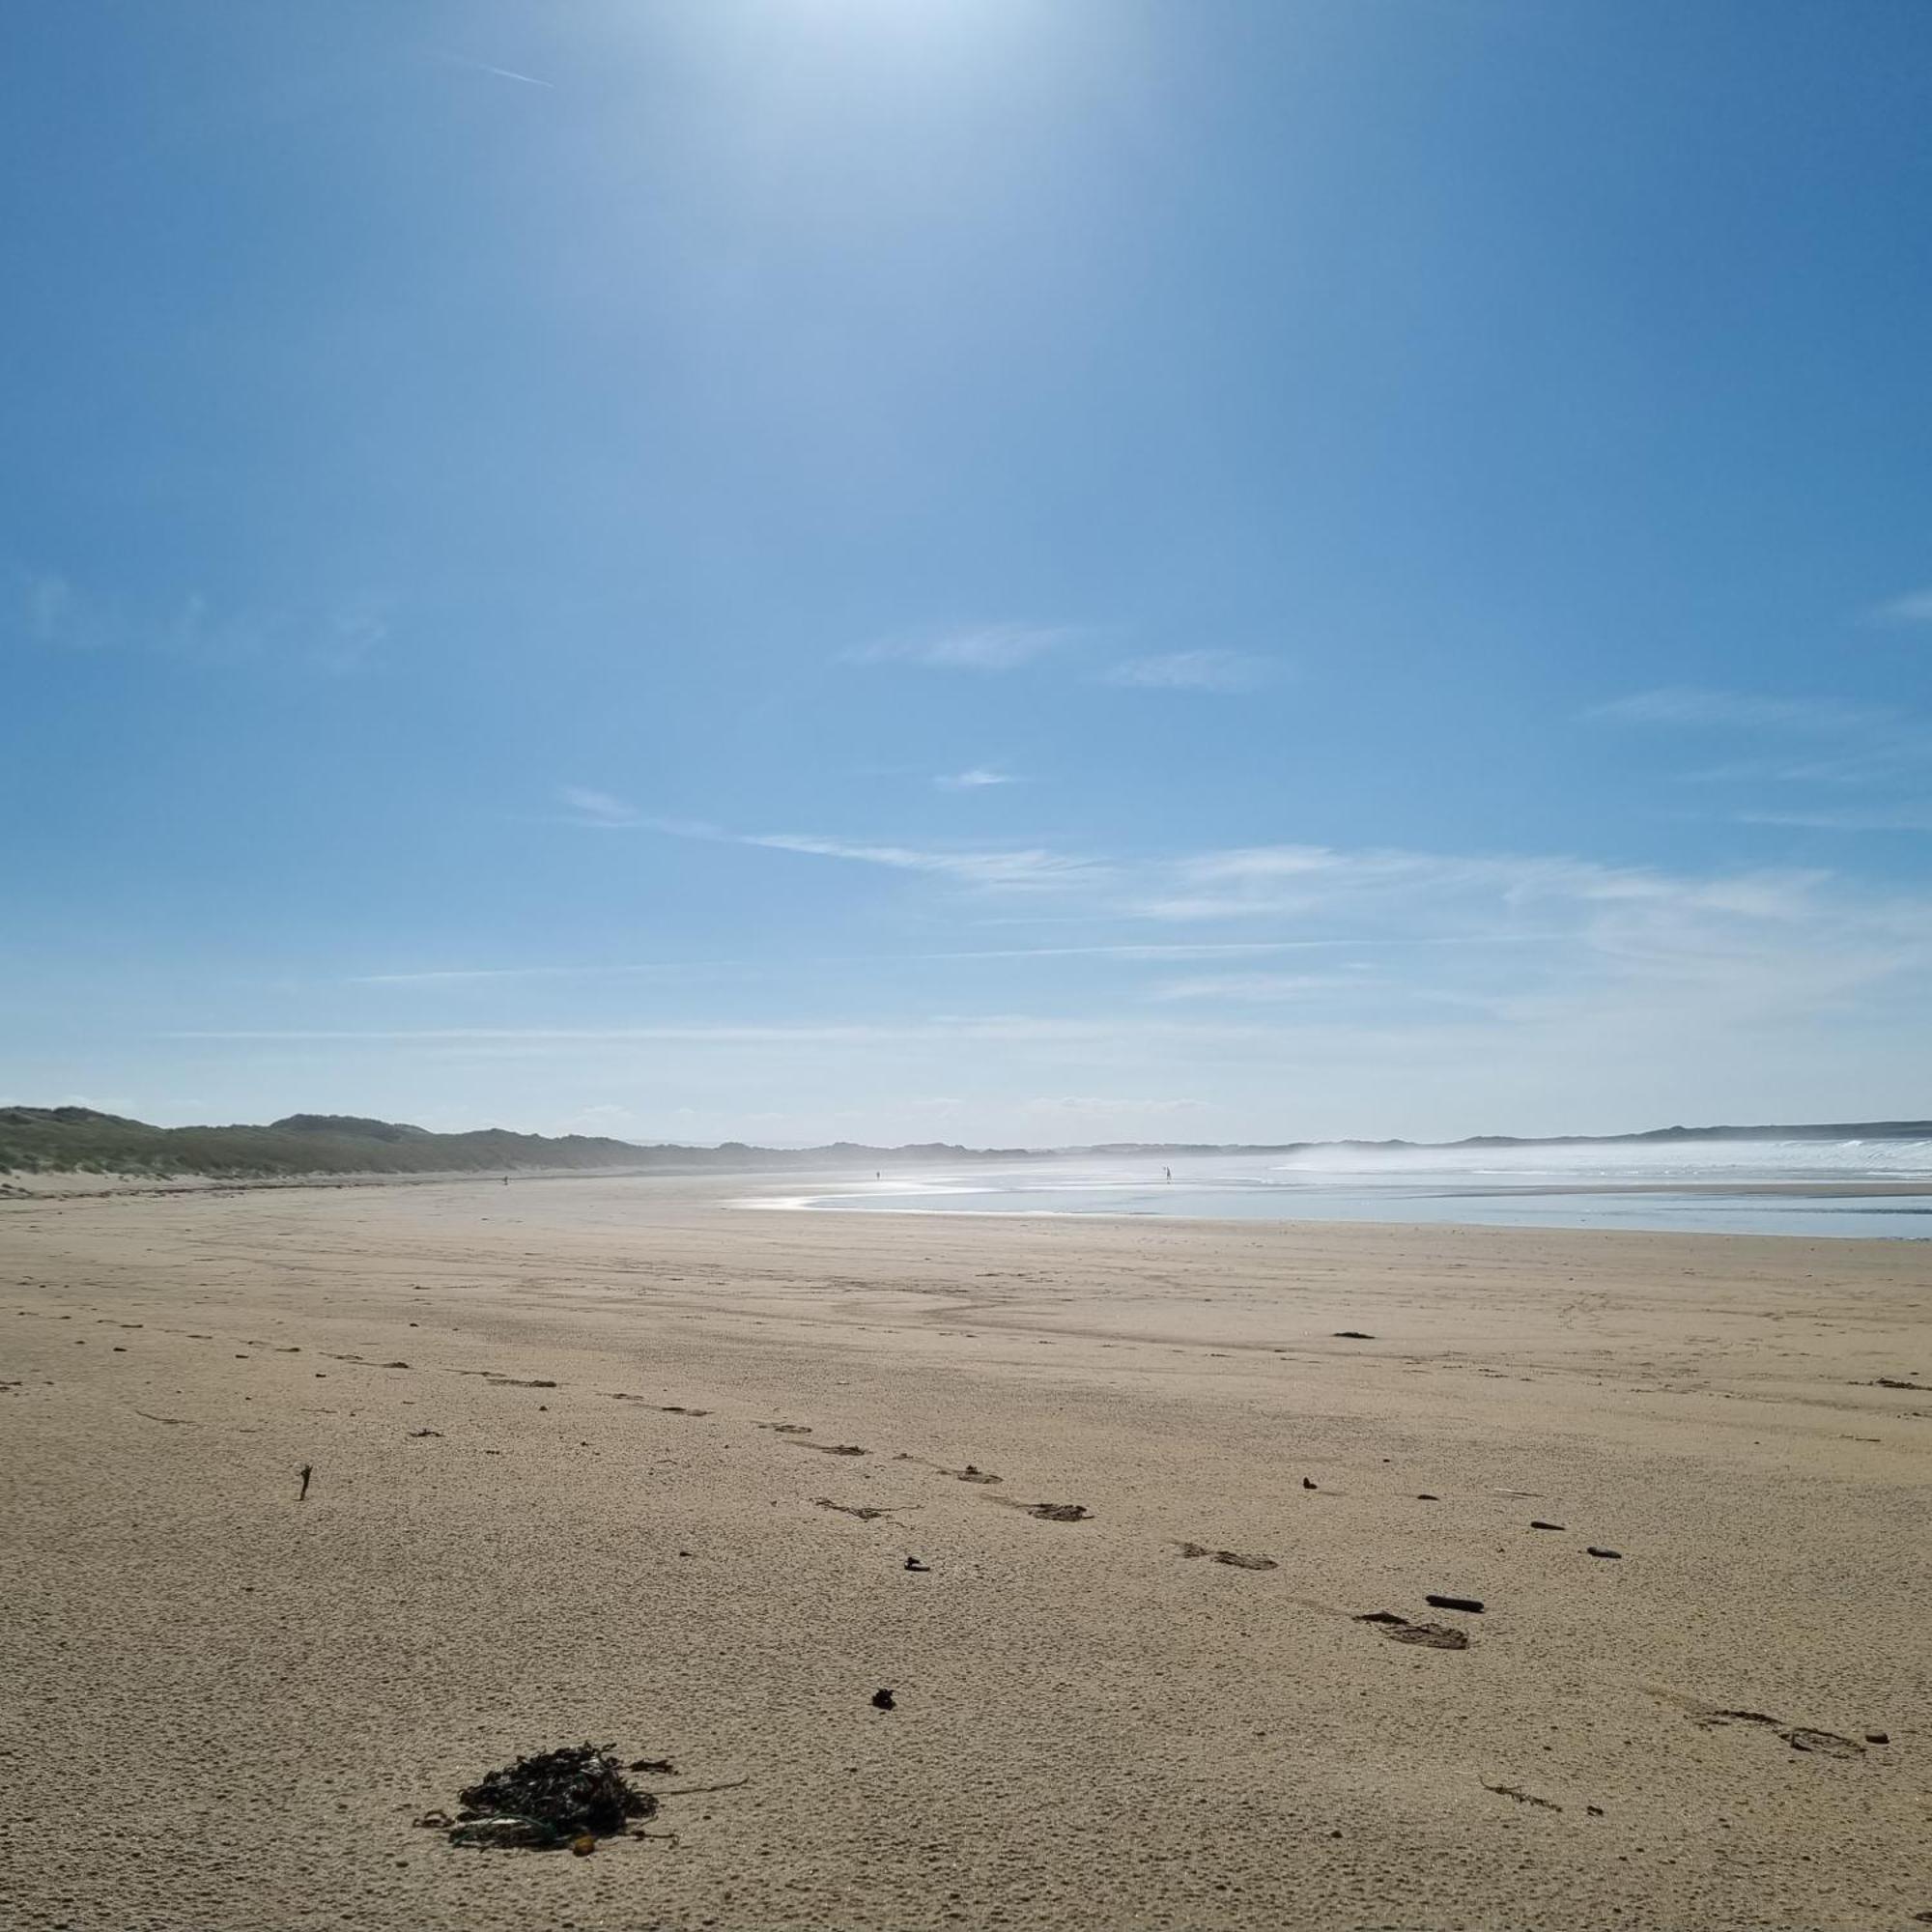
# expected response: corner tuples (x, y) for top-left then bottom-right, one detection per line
(2, 1174), (1927, 1931)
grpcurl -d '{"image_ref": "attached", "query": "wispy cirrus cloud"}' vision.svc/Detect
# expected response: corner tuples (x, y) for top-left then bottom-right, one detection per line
(644, 810), (1868, 961)
(1102, 649), (1273, 693)
(1736, 807), (1932, 834)
(1149, 972), (1366, 1003)
(1586, 686), (1889, 733)
(541, 801), (1932, 1036)
(934, 767), (1018, 790)
(1148, 842), (1932, 1029)
(14, 568), (392, 673)
(582, 809), (1111, 892)
(313, 604), (391, 672)
(169, 1016), (1260, 1047)
(1869, 587), (1932, 627)
(918, 939), (1397, 962)
(557, 785), (642, 828)
(844, 622), (1078, 671)
(346, 937), (1510, 988)
(350, 960), (723, 986)
(20, 571), (93, 647)
(1135, 842), (1830, 924)
(1589, 685), (1932, 788)
(743, 832), (1106, 891)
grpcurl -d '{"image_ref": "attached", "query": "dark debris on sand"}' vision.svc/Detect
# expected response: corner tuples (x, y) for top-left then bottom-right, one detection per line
(441, 1744), (657, 1850)
(1178, 1542), (1277, 1571)
(1355, 1610), (1470, 1651)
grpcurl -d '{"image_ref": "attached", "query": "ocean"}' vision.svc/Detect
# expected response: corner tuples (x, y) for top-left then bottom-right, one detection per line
(738, 1137), (1932, 1238)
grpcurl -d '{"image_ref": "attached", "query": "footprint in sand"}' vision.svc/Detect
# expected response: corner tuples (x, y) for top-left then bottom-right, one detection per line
(790, 1441), (867, 1456)
(1658, 1695), (1866, 1759)
(1354, 1610), (1469, 1651)
(1785, 1727), (1865, 1758)
(1178, 1542), (1276, 1571)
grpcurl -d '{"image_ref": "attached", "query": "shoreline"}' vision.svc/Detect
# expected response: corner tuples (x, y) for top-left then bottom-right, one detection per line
(734, 1173), (1932, 1243)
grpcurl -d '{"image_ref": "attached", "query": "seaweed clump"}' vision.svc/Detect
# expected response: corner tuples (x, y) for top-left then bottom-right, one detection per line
(444, 1744), (657, 1850)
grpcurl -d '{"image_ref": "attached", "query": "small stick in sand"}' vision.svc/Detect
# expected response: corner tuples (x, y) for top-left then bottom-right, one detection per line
(298, 1463), (312, 1502)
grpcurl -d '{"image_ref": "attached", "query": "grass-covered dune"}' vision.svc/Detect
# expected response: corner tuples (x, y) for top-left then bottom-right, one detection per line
(0, 1107), (649, 1179)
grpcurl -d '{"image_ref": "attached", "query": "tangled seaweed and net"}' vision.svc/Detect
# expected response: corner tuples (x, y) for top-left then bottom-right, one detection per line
(438, 1745), (658, 1850)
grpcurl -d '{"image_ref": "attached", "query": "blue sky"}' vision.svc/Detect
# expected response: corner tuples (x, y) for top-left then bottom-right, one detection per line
(5, 0), (1930, 1145)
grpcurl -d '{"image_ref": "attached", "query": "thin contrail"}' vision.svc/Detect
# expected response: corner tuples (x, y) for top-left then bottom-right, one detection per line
(439, 54), (555, 90)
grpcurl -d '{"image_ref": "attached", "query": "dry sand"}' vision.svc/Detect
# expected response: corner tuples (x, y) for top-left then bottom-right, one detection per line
(1, 1174), (1927, 1930)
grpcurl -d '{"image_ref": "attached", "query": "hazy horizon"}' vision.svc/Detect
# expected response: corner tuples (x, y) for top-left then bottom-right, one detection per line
(7, 2), (1930, 1145)
(8, 1096), (1931, 1157)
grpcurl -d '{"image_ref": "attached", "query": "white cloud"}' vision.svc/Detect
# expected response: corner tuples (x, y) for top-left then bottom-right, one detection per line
(732, 829), (1110, 891)
(846, 623), (1076, 671)
(752, 834), (1100, 889)
(345, 939), (1361, 986)
(1737, 807), (1932, 834)
(1869, 587), (1932, 626)
(169, 1017), (1248, 1046)
(155, 832), (1932, 1140)
(1102, 649), (1272, 693)
(20, 571), (84, 645)
(1591, 685), (1932, 787)
(934, 767), (1017, 790)
(15, 569), (389, 671)
(520, 808), (1932, 1061)
(1150, 972), (1365, 1003)
(912, 939), (1381, 962)
(1135, 842), (1830, 925)
(1587, 687), (1887, 734)
(351, 960), (722, 985)
(313, 604), (391, 673)
(558, 785), (641, 828)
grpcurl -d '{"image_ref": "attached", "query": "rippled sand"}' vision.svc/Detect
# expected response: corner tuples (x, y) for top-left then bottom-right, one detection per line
(2, 1175), (1927, 1929)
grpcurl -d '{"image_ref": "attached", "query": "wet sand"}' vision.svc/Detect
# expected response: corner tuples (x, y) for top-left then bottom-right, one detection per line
(2, 1174), (1927, 1930)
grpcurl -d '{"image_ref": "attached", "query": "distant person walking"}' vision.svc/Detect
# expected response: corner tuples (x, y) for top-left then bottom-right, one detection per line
(1164, 1166), (1172, 1182)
